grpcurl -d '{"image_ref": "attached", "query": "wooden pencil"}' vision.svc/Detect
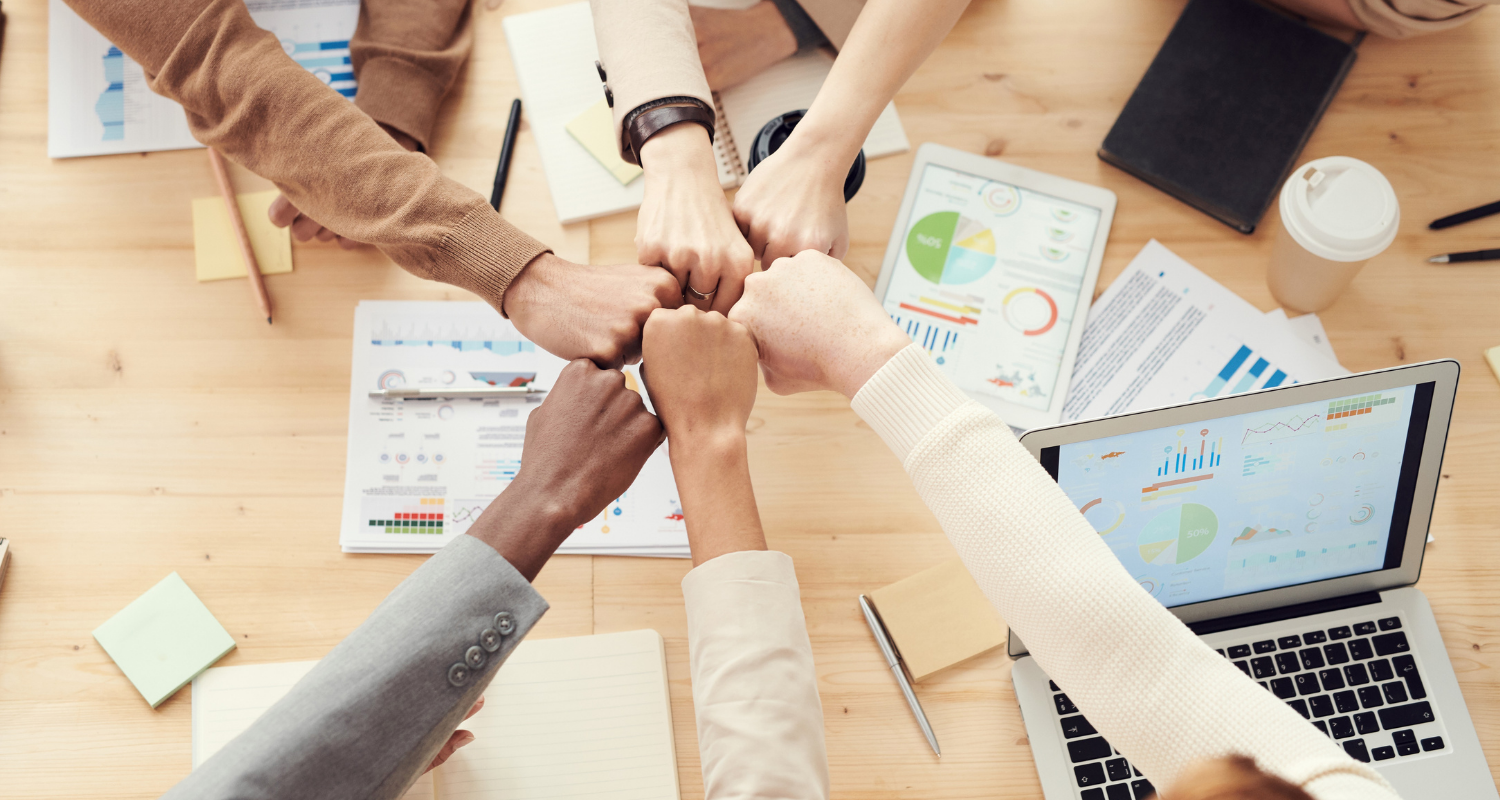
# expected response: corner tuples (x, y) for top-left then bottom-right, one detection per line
(207, 148), (274, 324)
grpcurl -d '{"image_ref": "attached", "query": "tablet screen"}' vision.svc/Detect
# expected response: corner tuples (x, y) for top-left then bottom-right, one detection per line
(882, 164), (1102, 411)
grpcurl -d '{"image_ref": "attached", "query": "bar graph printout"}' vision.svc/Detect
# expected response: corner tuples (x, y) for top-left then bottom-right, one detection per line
(48, 0), (359, 158)
(1061, 240), (1348, 423)
(338, 302), (688, 556)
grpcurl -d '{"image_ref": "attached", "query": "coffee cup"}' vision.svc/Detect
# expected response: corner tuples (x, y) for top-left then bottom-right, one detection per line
(1268, 156), (1399, 313)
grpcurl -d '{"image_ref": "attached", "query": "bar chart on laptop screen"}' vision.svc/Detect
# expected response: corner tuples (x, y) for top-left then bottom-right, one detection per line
(1055, 385), (1417, 608)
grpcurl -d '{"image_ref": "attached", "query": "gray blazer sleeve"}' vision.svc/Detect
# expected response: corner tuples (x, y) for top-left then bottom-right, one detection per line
(161, 535), (550, 800)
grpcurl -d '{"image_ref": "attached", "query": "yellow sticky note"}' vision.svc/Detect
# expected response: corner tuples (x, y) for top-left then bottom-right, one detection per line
(192, 189), (294, 282)
(566, 99), (643, 185)
(869, 558), (1007, 682)
(1486, 345), (1500, 387)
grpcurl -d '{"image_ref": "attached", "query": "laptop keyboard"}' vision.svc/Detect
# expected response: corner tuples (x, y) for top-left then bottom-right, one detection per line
(1054, 614), (1445, 800)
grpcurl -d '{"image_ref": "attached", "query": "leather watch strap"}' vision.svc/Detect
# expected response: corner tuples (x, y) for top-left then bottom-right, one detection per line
(622, 101), (716, 166)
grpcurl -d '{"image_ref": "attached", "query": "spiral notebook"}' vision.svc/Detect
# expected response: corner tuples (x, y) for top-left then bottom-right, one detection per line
(503, 1), (908, 224)
(190, 629), (678, 800)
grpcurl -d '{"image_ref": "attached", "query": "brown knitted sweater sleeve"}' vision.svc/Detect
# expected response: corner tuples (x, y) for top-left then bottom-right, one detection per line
(64, 0), (548, 311)
(351, 0), (475, 153)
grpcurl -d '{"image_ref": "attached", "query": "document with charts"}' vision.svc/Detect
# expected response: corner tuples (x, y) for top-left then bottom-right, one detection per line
(48, 0), (359, 158)
(338, 302), (687, 557)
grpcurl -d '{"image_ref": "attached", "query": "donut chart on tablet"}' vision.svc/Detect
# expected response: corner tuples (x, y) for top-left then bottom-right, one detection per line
(1002, 287), (1058, 336)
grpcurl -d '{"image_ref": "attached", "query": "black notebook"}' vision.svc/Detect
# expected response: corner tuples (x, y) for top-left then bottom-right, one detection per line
(1099, 0), (1358, 233)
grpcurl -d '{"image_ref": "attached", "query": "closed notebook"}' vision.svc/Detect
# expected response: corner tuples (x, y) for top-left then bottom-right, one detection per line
(1098, 0), (1358, 233)
(191, 629), (678, 800)
(503, 1), (908, 224)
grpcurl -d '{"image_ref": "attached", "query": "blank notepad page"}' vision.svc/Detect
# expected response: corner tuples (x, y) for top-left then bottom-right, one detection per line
(434, 629), (679, 800)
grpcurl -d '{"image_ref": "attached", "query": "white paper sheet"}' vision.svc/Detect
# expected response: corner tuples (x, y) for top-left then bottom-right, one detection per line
(48, 0), (359, 158)
(1266, 308), (1341, 366)
(338, 301), (688, 557)
(1062, 241), (1348, 423)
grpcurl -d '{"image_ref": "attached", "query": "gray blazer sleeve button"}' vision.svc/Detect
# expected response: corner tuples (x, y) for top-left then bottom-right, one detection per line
(448, 663), (470, 688)
(480, 627), (502, 653)
(465, 645), (487, 670)
(493, 611), (516, 635)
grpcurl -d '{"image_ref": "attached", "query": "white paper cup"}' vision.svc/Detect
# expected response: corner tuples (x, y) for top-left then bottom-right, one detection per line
(1268, 156), (1399, 313)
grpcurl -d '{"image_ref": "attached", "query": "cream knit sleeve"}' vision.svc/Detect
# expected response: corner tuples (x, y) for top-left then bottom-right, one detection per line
(851, 345), (1400, 800)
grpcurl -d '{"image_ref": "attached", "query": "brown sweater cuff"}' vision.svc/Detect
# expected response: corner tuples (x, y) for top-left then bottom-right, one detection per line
(437, 203), (552, 317)
(355, 56), (451, 152)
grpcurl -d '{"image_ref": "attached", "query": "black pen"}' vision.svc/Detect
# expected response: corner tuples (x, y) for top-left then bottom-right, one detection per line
(1429, 199), (1500, 230)
(1428, 248), (1500, 264)
(490, 99), (523, 210)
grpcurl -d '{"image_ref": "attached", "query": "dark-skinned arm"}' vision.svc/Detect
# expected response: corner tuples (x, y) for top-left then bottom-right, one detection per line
(161, 361), (664, 800)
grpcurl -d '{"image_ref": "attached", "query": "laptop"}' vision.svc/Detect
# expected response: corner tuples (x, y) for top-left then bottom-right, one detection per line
(1011, 359), (1497, 800)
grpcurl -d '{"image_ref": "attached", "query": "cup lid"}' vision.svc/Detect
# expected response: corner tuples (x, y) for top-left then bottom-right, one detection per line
(1279, 156), (1399, 262)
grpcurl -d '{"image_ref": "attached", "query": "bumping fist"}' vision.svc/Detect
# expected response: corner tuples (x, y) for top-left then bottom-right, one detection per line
(727, 251), (910, 398)
(640, 307), (760, 445)
(504, 255), (684, 370)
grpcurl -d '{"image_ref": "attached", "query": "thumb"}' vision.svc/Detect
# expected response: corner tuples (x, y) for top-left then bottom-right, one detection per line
(425, 730), (476, 773)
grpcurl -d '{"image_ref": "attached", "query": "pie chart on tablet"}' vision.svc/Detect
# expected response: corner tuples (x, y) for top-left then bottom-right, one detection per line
(906, 211), (997, 285)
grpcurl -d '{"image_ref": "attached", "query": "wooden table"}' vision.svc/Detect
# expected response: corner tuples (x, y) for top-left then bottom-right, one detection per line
(2, 0), (1498, 796)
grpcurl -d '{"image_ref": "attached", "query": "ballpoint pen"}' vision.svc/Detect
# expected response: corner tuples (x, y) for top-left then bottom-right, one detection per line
(1428, 248), (1500, 264)
(368, 386), (548, 399)
(859, 594), (941, 756)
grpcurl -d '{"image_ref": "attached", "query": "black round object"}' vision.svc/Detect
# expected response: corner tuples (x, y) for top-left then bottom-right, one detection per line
(744, 109), (865, 202)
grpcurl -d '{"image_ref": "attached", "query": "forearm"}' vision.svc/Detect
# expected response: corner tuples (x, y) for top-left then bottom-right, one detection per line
(465, 478), (580, 581)
(164, 537), (548, 800)
(65, 0), (548, 310)
(682, 551), (829, 800)
(351, 0), (475, 152)
(670, 434), (767, 566)
(794, 0), (970, 164)
(851, 346), (1398, 798)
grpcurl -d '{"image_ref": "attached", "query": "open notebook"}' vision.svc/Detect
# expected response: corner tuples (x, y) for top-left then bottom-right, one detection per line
(190, 630), (678, 800)
(503, 1), (909, 224)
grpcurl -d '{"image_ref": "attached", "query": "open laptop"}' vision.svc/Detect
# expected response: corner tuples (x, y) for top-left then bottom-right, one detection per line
(1011, 359), (1497, 800)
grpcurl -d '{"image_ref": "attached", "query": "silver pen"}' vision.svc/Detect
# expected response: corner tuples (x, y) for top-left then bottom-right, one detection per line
(859, 594), (940, 756)
(368, 386), (547, 399)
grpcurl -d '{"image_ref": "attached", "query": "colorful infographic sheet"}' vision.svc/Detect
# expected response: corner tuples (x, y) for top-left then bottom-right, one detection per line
(1057, 384), (1417, 607)
(48, 0), (359, 158)
(338, 302), (687, 557)
(882, 164), (1103, 411)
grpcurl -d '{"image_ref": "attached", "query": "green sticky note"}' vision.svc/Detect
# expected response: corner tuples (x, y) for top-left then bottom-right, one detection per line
(93, 572), (236, 708)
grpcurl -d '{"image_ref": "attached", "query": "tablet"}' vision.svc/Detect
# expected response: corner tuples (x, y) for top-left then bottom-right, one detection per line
(874, 144), (1117, 430)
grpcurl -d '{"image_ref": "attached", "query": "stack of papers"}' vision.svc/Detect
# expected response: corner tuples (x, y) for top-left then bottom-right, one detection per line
(338, 302), (689, 558)
(1062, 240), (1347, 423)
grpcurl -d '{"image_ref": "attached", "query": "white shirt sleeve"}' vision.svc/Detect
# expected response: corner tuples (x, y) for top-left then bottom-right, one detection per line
(850, 344), (1400, 800)
(682, 550), (830, 800)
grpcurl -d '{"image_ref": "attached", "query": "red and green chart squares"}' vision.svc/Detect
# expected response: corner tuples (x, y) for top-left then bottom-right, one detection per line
(906, 211), (998, 285)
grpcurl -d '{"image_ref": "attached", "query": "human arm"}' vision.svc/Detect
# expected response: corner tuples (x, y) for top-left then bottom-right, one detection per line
(639, 307), (829, 800)
(727, 252), (1400, 799)
(1272, 0), (1493, 36)
(731, 0), (970, 264)
(159, 361), (665, 800)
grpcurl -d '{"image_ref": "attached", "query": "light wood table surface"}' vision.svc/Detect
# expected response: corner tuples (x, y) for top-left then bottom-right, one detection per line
(2, 0), (1499, 796)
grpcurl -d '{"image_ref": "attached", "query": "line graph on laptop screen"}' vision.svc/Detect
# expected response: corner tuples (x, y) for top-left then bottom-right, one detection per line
(1055, 384), (1421, 608)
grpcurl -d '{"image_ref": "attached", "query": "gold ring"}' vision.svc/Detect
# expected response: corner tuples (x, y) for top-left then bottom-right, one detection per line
(685, 283), (718, 301)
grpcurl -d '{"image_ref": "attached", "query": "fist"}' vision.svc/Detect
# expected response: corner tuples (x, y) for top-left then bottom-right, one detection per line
(505, 255), (684, 369)
(640, 307), (759, 445)
(728, 251), (910, 398)
(508, 360), (665, 527)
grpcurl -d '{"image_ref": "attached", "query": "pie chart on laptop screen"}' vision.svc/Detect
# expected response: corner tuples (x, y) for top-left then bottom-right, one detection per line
(906, 211), (997, 285)
(1138, 503), (1219, 565)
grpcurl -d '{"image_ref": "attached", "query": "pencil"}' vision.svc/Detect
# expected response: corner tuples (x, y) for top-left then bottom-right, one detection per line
(490, 99), (523, 210)
(207, 148), (274, 324)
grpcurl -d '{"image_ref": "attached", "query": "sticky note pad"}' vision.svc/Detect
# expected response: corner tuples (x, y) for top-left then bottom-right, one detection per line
(192, 189), (294, 282)
(566, 99), (643, 185)
(93, 572), (236, 708)
(869, 558), (1006, 682)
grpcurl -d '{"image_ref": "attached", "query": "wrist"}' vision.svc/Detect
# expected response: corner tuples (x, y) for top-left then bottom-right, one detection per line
(466, 483), (580, 581)
(639, 122), (718, 177)
(777, 114), (864, 178)
(503, 252), (566, 318)
(835, 327), (911, 399)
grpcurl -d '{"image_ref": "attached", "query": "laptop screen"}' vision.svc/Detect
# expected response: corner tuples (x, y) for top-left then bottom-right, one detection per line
(1040, 381), (1434, 609)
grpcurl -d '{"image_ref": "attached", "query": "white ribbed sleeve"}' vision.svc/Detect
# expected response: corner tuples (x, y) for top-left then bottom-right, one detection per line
(850, 345), (1399, 799)
(682, 550), (830, 800)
